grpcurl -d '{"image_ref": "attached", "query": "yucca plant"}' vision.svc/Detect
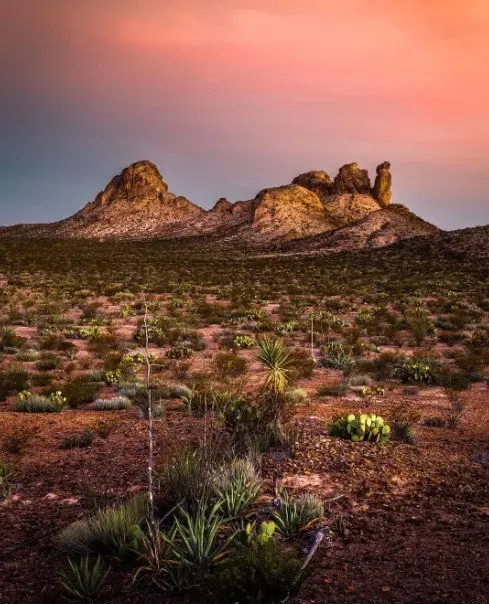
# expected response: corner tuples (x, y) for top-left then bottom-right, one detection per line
(213, 458), (261, 519)
(165, 502), (235, 570)
(257, 336), (290, 395)
(273, 491), (324, 538)
(58, 555), (110, 601)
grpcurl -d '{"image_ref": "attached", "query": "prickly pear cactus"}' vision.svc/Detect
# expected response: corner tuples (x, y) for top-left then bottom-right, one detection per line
(329, 413), (390, 443)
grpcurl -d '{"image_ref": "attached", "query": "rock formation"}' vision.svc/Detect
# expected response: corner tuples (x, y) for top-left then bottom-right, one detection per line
(373, 161), (392, 207)
(291, 171), (334, 200)
(334, 162), (371, 195)
(252, 184), (335, 239)
(76, 160), (203, 223)
(0, 158), (411, 247)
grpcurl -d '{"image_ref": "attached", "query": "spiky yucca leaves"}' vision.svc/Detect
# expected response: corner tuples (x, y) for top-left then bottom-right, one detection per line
(164, 502), (235, 570)
(273, 491), (324, 538)
(212, 458), (261, 519)
(59, 556), (110, 601)
(257, 336), (291, 395)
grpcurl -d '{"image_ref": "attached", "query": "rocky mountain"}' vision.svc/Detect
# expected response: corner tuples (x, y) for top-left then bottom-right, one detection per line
(0, 159), (443, 250)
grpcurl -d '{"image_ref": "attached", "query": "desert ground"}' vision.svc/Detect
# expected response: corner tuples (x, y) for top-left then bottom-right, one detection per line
(0, 237), (488, 603)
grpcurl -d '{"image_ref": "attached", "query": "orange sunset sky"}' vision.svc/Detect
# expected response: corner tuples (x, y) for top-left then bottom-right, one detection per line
(1, 0), (488, 228)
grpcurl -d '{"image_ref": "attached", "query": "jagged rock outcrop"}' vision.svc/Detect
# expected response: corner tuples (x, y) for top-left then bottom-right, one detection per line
(210, 198), (234, 214)
(373, 161), (392, 207)
(76, 160), (203, 224)
(292, 171), (334, 200)
(334, 163), (371, 195)
(251, 184), (335, 240)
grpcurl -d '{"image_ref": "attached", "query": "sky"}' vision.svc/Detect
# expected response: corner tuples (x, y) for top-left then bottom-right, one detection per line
(1, 0), (488, 229)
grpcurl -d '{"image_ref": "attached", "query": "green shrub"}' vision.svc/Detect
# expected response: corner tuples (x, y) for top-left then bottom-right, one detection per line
(60, 428), (94, 449)
(212, 458), (261, 519)
(404, 307), (433, 345)
(157, 446), (215, 511)
(166, 345), (194, 359)
(209, 539), (304, 604)
(213, 352), (248, 379)
(0, 327), (27, 351)
(56, 495), (148, 556)
(330, 413), (391, 443)
(92, 397), (132, 411)
(35, 352), (60, 371)
(14, 390), (66, 413)
(63, 375), (101, 407)
(273, 491), (324, 538)
(321, 341), (355, 373)
(0, 365), (29, 400)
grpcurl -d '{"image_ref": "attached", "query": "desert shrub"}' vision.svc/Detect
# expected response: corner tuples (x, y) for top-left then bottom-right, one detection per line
(0, 327), (27, 351)
(213, 352), (248, 379)
(317, 382), (348, 397)
(288, 348), (316, 380)
(35, 352), (60, 371)
(59, 555), (110, 601)
(0, 365), (29, 400)
(273, 491), (324, 538)
(87, 331), (121, 357)
(425, 416), (447, 428)
(57, 495), (148, 556)
(31, 371), (53, 387)
(166, 345), (193, 359)
(92, 397), (132, 411)
(60, 428), (94, 449)
(157, 446), (217, 511)
(320, 341), (355, 373)
(14, 390), (66, 413)
(397, 358), (441, 385)
(390, 405), (421, 445)
(284, 387), (308, 405)
(63, 375), (101, 407)
(330, 413), (391, 443)
(212, 458), (261, 519)
(348, 373), (373, 386)
(209, 539), (304, 604)
(404, 307), (433, 345)
(15, 349), (39, 362)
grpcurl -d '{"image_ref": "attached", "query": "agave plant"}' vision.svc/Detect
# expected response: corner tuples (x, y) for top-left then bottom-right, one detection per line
(164, 502), (235, 570)
(58, 556), (110, 601)
(257, 336), (291, 395)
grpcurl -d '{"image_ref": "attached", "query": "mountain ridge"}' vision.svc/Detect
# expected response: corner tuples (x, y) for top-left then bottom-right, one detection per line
(0, 159), (449, 252)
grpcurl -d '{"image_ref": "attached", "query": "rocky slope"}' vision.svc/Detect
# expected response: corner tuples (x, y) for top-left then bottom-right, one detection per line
(282, 204), (440, 253)
(0, 159), (444, 250)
